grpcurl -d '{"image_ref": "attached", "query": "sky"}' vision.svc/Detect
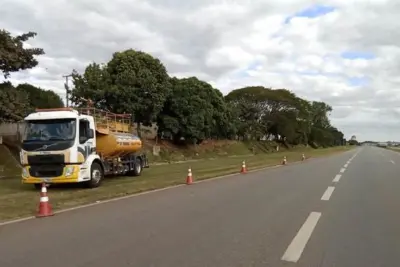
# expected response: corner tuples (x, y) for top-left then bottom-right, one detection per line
(1, 0), (399, 142)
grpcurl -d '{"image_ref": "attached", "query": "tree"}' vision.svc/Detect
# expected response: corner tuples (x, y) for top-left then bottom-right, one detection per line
(310, 101), (332, 129)
(157, 77), (233, 144)
(225, 86), (304, 143)
(70, 63), (111, 109)
(71, 49), (171, 135)
(0, 82), (64, 122)
(0, 29), (44, 78)
(0, 82), (30, 122)
(17, 83), (64, 110)
(225, 86), (270, 140)
(107, 50), (171, 126)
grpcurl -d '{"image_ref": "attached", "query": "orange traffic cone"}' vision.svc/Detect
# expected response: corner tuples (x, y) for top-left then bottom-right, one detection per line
(241, 161), (247, 174)
(186, 167), (193, 185)
(302, 153), (306, 161)
(36, 183), (54, 218)
(282, 156), (287, 165)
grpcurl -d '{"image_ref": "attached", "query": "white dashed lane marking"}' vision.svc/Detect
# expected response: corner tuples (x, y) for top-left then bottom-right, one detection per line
(281, 152), (357, 263)
(332, 174), (341, 183)
(281, 212), (322, 263)
(321, 186), (335, 201)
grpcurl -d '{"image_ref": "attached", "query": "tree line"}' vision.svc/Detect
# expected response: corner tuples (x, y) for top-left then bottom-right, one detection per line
(0, 29), (346, 147)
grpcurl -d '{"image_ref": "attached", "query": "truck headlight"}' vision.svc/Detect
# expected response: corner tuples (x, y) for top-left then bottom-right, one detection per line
(22, 168), (28, 178)
(65, 166), (75, 177)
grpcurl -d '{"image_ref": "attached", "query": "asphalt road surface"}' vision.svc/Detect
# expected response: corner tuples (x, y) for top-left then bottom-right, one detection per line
(1, 146), (400, 267)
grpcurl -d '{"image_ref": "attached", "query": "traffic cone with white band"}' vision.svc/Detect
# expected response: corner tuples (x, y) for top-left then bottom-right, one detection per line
(186, 167), (193, 185)
(36, 183), (54, 218)
(241, 161), (247, 174)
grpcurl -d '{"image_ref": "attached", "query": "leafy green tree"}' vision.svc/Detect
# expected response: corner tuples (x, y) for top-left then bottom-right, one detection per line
(107, 50), (171, 128)
(211, 98), (238, 140)
(0, 82), (30, 122)
(310, 101), (332, 129)
(157, 77), (232, 144)
(225, 86), (270, 140)
(307, 101), (342, 147)
(261, 89), (303, 144)
(70, 63), (111, 109)
(71, 49), (171, 135)
(0, 29), (46, 122)
(0, 29), (44, 78)
(16, 83), (64, 110)
(225, 87), (303, 143)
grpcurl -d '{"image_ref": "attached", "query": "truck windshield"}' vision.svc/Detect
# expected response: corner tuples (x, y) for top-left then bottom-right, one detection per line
(24, 119), (76, 141)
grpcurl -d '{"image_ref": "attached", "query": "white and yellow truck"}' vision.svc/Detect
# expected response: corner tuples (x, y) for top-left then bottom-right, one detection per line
(20, 107), (149, 189)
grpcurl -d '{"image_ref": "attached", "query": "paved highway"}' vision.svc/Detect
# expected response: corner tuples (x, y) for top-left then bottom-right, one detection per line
(1, 147), (400, 267)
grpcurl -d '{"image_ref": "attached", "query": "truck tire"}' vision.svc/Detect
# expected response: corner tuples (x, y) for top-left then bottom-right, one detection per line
(132, 158), (142, 176)
(86, 162), (104, 188)
(34, 183), (42, 190)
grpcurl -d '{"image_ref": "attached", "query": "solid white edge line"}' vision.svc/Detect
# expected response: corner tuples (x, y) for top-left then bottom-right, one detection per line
(281, 212), (322, 262)
(332, 174), (341, 183)
(321, 186), (335, 201)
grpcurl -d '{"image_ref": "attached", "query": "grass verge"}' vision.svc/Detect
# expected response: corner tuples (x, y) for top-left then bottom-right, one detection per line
(0, 146), (352, 222)
(385, 147), (400, 153)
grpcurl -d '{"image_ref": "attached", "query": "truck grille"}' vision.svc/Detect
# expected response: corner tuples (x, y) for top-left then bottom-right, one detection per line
(27, 154), (64, 165)
(29, 165), (64, 178)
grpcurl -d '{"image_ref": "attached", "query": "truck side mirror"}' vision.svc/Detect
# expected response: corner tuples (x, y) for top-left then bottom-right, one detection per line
(88, 129), (94, 139)
(79, 136), (88, 143)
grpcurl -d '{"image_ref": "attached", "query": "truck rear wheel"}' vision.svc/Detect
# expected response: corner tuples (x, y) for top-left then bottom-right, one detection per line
(86, 162), (103, 188)
(132, 159), (142, 176)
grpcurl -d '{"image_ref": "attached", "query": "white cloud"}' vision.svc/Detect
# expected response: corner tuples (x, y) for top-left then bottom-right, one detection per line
(1, 0), (400, 141)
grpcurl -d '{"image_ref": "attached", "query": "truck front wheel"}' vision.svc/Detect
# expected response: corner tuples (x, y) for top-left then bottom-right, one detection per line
(86, 162), (104, 188)
(34, 183), (42, 190)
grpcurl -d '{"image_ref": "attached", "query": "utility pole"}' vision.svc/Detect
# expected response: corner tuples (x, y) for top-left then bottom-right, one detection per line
(63, 74), (72, 107)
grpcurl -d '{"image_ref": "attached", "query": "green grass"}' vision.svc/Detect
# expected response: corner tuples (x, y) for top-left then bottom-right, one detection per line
(0, 146), (352, 222)
(386, 146), (400, 152)
(0, 145), (20, 178)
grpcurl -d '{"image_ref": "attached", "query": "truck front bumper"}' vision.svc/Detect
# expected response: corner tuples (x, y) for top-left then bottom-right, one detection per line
(21, 165), (81, 184)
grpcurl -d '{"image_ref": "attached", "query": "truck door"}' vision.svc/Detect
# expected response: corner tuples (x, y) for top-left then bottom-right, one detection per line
(78, 119), (95, 162)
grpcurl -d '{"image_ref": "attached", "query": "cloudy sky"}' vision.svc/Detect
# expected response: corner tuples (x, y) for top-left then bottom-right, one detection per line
(1, 0), (399, 142)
